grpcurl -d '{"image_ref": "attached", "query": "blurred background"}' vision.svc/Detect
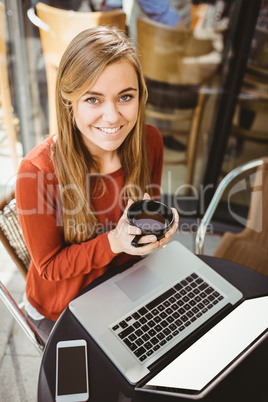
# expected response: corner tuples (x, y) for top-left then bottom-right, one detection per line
(1, 0), (267, 232)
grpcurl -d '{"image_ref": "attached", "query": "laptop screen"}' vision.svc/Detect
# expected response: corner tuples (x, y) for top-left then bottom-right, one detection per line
(141, 296), (268, 398)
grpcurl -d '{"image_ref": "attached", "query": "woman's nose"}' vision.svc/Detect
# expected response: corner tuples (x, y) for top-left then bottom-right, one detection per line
(102, 102), (120, 123)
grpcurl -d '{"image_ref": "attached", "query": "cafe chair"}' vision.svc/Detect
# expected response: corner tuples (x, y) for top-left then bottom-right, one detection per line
(229, 27), (268, 155)
(0, 3), (20, 170)
(27, 2), (127, 134)
(196, 157), (268, 276)
(136, 17), (223, 192)
(0, 189), (45, 353)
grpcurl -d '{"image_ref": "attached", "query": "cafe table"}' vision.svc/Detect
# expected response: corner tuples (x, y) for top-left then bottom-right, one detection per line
(38, 255), (268, 402)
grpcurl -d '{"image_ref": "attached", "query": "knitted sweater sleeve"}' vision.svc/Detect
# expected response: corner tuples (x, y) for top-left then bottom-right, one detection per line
(16, 159), (117, 282)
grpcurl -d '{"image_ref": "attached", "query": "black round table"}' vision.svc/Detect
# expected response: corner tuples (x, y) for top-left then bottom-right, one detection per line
(38, 255), (268, 402)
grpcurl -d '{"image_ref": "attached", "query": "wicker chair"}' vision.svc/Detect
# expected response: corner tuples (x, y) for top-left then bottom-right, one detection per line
(0, 189), (30, 277)
(0, 189), (45, 352)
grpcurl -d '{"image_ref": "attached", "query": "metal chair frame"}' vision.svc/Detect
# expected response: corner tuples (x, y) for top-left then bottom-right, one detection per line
(0, 189), (45, 353)
(195, 157), (265, 255)
(0, 281), (45, 353)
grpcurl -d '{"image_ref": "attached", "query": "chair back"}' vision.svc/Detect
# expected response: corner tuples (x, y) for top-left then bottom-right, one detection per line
(136, 17), (222, 85)
(245, 157), (268, 243)
(232, 96), (268, 143)
(0, 190), (30, 278)
(33, 2), (126, 133)
(213, 158), (268, 276)
(248, 26), (268, 76)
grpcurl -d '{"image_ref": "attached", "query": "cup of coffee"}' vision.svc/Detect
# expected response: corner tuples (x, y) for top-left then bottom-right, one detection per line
(127, 200), (174, 247)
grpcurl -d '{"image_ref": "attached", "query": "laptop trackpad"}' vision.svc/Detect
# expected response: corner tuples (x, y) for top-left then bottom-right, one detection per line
(115, 265), (161, 302)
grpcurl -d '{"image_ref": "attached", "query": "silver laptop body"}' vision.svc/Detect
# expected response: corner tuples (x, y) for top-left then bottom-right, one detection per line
(69, 241), (243, 385)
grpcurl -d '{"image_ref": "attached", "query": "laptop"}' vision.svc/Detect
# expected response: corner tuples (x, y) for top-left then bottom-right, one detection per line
(69, 240), (268, 398)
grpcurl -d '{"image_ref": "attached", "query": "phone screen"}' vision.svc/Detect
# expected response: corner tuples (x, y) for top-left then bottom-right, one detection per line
(56, 340), (89, 401)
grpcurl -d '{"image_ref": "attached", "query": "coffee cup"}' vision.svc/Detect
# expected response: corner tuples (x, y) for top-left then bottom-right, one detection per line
(127, 200), (174, 247)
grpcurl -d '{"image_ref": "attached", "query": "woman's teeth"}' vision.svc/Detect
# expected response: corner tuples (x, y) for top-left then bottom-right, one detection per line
(99, 126), (121, 133)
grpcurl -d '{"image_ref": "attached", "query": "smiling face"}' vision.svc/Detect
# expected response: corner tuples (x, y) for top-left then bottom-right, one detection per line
(72, 59), (139, 159)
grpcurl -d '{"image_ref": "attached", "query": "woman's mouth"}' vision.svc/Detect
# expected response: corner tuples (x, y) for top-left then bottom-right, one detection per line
(97, 126), (122, 134)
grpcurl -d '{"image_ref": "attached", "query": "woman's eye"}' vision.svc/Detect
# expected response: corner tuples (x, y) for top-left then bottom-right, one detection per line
(120, 94), (133, 102)
(87, 97), (99, 104)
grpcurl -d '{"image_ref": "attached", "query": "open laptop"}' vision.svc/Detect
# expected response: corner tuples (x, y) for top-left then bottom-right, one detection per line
(69, 240), (268, 398)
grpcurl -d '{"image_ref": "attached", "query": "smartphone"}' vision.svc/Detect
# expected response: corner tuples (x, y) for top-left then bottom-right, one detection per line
(56, 339), (89, 402)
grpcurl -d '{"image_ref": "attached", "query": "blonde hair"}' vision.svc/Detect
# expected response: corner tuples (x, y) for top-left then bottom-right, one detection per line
(52, 26), (152, 243)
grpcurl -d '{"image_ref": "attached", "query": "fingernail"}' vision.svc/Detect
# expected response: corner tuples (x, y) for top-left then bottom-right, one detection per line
(150, 236), (157, 242)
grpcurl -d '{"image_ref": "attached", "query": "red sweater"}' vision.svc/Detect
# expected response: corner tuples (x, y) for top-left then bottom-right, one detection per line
(16, 125), (163, 320)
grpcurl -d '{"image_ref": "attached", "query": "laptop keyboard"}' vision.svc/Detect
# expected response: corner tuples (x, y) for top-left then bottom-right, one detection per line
(111, 273), (225, 363)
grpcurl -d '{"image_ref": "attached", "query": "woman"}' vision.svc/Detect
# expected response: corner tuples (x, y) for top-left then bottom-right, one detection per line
(16, 26), (179, 341)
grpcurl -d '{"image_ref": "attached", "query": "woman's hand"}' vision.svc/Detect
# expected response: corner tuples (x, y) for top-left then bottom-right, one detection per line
(108, 193), (179, 256)
(108, 194), (159, 256)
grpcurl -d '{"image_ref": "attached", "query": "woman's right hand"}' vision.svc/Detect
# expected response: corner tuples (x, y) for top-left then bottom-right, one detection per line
(108, 197), (160, 256)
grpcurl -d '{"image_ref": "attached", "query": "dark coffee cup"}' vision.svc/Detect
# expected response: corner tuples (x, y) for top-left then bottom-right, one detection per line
(127, 200), (174, 247)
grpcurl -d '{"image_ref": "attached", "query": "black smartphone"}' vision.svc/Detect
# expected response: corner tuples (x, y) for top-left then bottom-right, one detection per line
(55, 339), (89, 401)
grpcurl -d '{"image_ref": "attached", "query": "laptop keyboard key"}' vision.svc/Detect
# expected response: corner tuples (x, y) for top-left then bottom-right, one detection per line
(134, 346), (146, 357)
(142, 333), (150, 342)
(174, 283), (183, 291)
(206, 287), (214, 295)
(199, 282), (209, 291)
(151, 337), (159, 345)
(139, 355), (147, 362)
(118, 326), (134, 339)
(155, 325), (162, 332)
(124, 338), (137, 351)
(135, 329), (143, 337)
(157, 332), (165, 340)
(146, 288), (176, 310)
(136, 338), (143, 346)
